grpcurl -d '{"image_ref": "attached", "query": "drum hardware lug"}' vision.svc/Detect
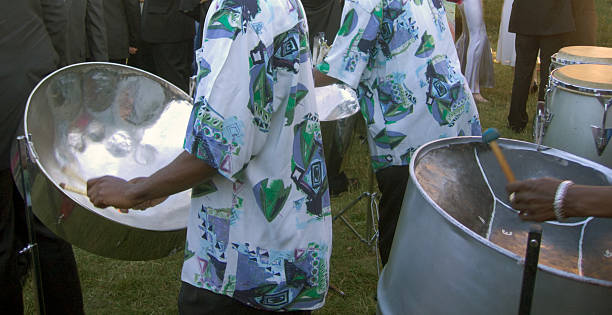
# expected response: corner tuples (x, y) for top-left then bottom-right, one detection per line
(591, 97), (612, 156)
(16, 133), (38, 163)
(535, 101), (552, 151)
(56, 213), (65, 225)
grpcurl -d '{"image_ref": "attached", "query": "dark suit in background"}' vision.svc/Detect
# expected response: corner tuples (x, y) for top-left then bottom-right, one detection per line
(0, 1), (84, 314)
(507, 0), (575, 131)
(65, 0), (108, 64)
(302, 0), (344, 51)
(141, 0), (194, 92)
(569, 0), (598, 46)
(103, 0), (140, 64)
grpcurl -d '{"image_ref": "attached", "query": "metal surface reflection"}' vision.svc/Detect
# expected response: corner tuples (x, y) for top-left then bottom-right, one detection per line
(14, 62), (193, 260)
(314, 84), (359, 122)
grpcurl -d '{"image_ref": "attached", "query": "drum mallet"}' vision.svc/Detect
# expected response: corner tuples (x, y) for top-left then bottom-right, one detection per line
(482, 128), (516, 183)
(482, 128), (541, 315)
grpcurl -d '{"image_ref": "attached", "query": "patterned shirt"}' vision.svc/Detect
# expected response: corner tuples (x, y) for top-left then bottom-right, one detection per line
(181, 0), (332, 311)
(318, 0), (482, 171)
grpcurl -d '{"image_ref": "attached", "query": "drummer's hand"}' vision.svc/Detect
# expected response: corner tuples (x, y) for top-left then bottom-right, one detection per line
(506, 177), (562, 221)
(87, 176), (143, 210)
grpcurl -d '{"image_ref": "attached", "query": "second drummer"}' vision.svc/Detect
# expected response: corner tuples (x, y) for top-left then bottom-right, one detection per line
(314, 0), (481, 265)
(87, 0), (332, 313)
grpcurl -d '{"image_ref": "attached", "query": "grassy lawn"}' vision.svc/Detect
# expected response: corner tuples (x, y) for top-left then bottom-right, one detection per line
(22, 1), (611, 314)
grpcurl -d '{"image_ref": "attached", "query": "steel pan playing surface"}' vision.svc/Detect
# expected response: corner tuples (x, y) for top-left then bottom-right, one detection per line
(377, 137), (612, 314)
(16, 62), (192, 260)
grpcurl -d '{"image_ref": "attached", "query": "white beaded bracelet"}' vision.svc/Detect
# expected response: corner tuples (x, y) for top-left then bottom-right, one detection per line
(553, 180), (574, 221)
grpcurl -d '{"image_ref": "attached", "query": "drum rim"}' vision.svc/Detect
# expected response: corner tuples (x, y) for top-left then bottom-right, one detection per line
(550, 66), (612, 96)
(22, 62), (192, 232)
(552, 46), (612, 66)
(409, 136), (612, 287)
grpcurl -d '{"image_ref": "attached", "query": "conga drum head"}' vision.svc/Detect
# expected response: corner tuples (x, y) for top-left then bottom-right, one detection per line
(552, 64), (612, 92)
(553, 46), (612, 67)
(378, 137), (612, 314)
(14, 62), (192, 260)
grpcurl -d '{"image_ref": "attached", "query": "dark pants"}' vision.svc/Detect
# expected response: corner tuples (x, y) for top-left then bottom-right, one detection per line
(178, 282), (312, 315)
(375, 165), (410, 266)
(148, 40), (194, 93)
(507, 33), (568, 130)
(321, 115), (357, 195)
(0, 170), (84, 315)
(128, 42), (157, 74)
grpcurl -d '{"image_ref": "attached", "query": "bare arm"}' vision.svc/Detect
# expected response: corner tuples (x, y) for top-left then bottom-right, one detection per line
(87, 150), (216, 209)
(507, 177), (612, 221)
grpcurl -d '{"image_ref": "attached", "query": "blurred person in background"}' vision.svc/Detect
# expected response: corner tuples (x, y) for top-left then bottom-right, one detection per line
(1, 1), (84, 313)
(103, 0), (140, 64)
(65, 0), (108, 64)
(140, 0), (194, 92)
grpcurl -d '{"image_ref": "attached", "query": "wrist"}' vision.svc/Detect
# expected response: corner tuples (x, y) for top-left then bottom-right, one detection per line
(553, 180), (574, 221)
(126, 180), (151, 205)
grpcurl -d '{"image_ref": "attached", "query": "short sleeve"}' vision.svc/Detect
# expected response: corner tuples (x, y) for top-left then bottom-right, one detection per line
(316, 0), (381, 89)
(184, 5), (271, 182)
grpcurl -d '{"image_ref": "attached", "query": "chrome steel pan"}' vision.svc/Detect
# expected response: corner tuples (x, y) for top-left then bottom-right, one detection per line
(13, 62), (192, 260)
(377, 137), (612, 314)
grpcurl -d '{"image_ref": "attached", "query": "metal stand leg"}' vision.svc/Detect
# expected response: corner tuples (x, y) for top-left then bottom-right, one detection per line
(16, 135), (46, 315)
(332, 158), (381, 276)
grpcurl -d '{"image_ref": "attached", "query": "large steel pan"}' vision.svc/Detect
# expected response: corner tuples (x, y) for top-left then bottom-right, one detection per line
(377, 137), (612, 314)
(12, 62), (192, 260)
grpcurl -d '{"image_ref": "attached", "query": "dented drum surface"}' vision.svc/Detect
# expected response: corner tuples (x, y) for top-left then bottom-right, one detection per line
(12, 62), (192, 260)
(377, 137), (612, 314)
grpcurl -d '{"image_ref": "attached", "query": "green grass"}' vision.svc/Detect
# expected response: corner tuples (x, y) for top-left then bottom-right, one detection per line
(22, 1), (612, 313)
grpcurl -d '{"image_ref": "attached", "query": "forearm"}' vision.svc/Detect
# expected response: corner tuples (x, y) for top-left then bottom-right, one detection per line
(564, 185), (612, 218)
(129, 151), (216, 203)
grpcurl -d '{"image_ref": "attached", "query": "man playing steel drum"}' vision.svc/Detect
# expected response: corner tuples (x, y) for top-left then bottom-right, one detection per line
(314, 0), (482, 265)
(87, 0), (332, 313)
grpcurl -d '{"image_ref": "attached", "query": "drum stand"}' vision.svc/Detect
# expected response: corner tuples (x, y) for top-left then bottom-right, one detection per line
(332, 151), (382, 275)
(16, 135), (46, 314)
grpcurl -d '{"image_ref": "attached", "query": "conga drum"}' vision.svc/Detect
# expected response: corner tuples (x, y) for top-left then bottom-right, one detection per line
(537, 64), (612, 168)
(377, 137), (612, 314)
(11, 62), (193, 260)
(550, 46), (612, 71)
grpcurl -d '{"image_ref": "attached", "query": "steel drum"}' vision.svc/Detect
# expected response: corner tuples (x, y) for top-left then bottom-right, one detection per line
(377, 137), (612, 314)
(316, 84), (360, 186)
(315, 83), (360, 122)
(537, 64), (612, 168)
(12, 62), (192, 260)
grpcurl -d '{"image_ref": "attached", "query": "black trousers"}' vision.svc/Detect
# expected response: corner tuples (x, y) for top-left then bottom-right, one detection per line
(148, 40), (194, 93)
(178, 282), (312, 314)
(0, 170), (83, 315)
(507, 33), (568, 129)
(375, 165), (410, 266)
